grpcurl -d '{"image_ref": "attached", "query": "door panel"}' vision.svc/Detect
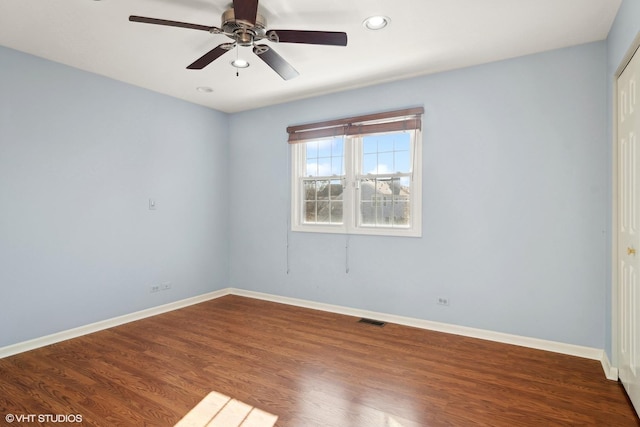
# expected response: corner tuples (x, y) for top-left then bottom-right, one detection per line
(618, 44), (640, 416)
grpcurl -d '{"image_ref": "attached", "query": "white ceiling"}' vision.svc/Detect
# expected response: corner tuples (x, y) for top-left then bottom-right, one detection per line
(0, 0), (622, 113)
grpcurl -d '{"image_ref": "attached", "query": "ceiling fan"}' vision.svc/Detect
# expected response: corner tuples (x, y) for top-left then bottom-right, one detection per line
(129, 0), (348, 80)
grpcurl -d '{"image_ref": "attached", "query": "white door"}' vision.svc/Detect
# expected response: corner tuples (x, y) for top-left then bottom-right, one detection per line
(618, 43), (640, 416)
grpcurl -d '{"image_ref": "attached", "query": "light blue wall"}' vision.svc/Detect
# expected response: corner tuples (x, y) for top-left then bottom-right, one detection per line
(0, 46), (230, 347)
(229, 42), (608, 348)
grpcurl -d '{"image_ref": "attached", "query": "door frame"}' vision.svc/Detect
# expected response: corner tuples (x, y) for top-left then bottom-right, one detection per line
(612, 31), (640, 378)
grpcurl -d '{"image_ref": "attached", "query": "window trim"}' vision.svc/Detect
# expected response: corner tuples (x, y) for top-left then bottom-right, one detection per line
(290, 110), (423, 237)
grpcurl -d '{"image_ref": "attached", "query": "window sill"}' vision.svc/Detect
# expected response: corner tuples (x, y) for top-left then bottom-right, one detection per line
(292, 224), (422, 238)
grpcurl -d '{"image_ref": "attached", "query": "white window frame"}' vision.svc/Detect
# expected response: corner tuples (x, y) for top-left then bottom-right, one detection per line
(291, 129), (422, 237)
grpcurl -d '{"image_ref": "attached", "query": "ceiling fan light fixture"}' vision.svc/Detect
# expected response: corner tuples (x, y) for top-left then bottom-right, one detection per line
(231, 58), (250, 68)
(363, 15), (389, 30)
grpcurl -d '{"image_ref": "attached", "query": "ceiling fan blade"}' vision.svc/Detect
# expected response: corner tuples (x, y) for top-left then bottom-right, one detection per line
(187, 44), (234, 70)
(253, 45), (299, 80)
(267, 30), (347, 46)
(129, 15), (219, 33)
(232, 0), (258, 25)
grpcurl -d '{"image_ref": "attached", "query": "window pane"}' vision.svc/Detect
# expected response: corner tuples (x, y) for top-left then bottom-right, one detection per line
(304, 201), (317, 222)
(393, 200), (410, 226)
(393, 133), (411, 173)
(317, 139), (332, 157)
(316, 158), (331, 176)
(360, 200), (374, 225)
(332, 139), (344, 156)
(306, 141), (318, 159)
(377, 136), (394, 153)
(363, 153), (377, 175)
(329, 179), (343, 198)
(305, 161), (317, 177)
(359, 178), (377, 225)
(394, 136), (410, 152)
(331, 201), (343, 223)
(329, 180), (343, 224)
(317, 201), (330, 223)
(393, 177), (410, 226)
(377, 152), (394, 174)
(304, 180), (317, 201)
(394, 150), (410, 173)
(331, 156), (344, 175)
(363, 138), (377, 154)
(316, 180), (328, 199)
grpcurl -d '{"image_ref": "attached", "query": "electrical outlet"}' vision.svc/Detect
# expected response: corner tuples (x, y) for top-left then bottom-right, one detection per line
(150, 285), (160, 293)
(437, 297), (450, 306)
(161, 282), (172, 291)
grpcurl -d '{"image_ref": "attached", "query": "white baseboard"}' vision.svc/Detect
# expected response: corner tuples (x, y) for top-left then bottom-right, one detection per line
(1, 286), (617, 382)
(229, 288), (610, 370)
(601, 351), (619, 381)
(0, 289), (231, 359)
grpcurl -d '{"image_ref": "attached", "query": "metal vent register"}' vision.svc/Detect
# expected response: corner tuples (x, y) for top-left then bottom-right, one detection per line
(358, 318), (386, 327)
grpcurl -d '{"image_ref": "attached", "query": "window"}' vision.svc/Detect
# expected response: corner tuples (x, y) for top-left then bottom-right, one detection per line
(289, 107), (423, 237)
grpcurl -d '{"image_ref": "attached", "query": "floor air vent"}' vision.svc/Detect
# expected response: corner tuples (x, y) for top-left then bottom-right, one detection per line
(358, 318), (386, 327)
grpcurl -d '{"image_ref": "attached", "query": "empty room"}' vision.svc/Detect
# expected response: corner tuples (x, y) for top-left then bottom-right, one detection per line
(2, 0), (640, 425)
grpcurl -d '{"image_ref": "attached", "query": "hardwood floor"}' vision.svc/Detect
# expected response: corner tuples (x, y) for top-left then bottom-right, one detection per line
(1, 295), (638, 426)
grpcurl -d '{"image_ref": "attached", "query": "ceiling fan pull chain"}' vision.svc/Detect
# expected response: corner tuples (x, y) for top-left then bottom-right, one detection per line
(235, 48), (241, 77)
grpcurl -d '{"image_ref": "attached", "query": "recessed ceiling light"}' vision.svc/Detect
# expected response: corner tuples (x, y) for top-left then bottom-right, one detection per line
(363, 16), (390, 30)
(231, 59), (250, 69)
(196, 86), (213, 93)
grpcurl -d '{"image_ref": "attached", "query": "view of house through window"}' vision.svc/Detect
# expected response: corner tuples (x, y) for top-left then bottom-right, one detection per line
(290, 108), (422, 237)
(359, 132), (412, 227)
(302, 138), (345, 225)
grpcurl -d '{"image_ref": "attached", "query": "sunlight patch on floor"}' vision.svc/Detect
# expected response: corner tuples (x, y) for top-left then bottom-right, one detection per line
(174, 391), (278, 427)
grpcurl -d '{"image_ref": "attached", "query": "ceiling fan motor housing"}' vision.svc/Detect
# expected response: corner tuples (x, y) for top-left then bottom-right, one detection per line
(221, 8), (266, 46)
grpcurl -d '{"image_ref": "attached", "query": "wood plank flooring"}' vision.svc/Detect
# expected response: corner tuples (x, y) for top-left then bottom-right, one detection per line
(1, 295), (638, 426)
